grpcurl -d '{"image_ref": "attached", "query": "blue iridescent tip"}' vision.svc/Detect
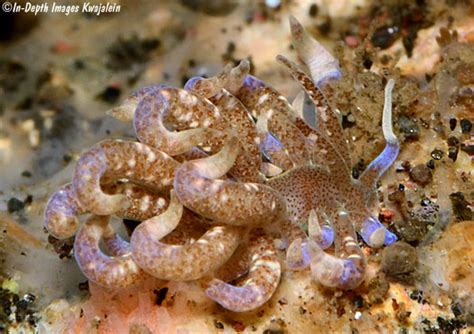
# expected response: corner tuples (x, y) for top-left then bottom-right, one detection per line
(318, 225), (334, 250)
(260, 133), (285, 161)
(183, 76), (202, 91)
(286, 239), (312, 270)
(360, 216), (389, 248)
(243, 75), (265, 90)
(384, 229), (397, 246)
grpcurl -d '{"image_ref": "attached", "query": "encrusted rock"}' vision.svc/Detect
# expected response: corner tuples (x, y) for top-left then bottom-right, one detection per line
(409, 164), (432, 185)
(381, 242), (420, 284)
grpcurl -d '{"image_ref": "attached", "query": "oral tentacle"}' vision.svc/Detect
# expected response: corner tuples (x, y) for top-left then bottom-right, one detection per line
(44, 183), (85, 239)
(74, 215), (145, 289)
(260, 162), (284, 178)
(205, 230), (281, 312)
(360, 215), (397, 248)
(187, 65), (262, 181)
(308, 210), (334, 250)
(226, 59), (251, 94)
(214, 241), (252, 283)
(209, 89), (262, 182)
(44, 182), (170, 239)
(111, 183), (170, 222)
(130, 192), (241, 281)
(309, 210), (367, 290)
(236, 75), (310, 167)
(184, 64), (233, 98)
(358, 79), (399, 190)
(286, 210), (334, 271)
(255, 110), (294, 170)
(276, 55), (351, 176)
(72, 140), (179, 215)
(174, 136), (286, 226)
(134, 90), (226, 156)
(173, 147), (209, 162)
(286, 237), (312, 270)
(135, 84), (259, 181)
(106, 84), (165, 122)
(289, 15), (341, 87)
(134, 87), (228, 152)
(102, 230), (131, 257)
(184, 60), (249, 98)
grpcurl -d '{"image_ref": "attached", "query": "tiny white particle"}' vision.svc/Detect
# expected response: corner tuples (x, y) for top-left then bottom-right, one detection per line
(320, 110), (328, 122)
(249, 183), (259, 191)
(183, 112), (193, 121)
(140, 196), (150, 212)
(220, 193), (229, 203)
(345, 241), (357, 247)
(202, 118), (211, 127)
(257, 94), (269, 105)
(265, 0), (280, 8)
(162, 178), (172, 185)
(347, 254), (362, 259)
(147, 152), (156, 162)
(157, 198), (166, 208)
(178, 90), (187, 99)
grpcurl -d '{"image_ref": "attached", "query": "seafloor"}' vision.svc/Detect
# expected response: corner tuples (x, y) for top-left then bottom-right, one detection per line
(0, 0), (473, 333)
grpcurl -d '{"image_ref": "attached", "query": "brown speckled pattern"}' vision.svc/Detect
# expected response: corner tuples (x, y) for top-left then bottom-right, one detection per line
(131, 192), (241, 281)
(236, 76), (309, 169)
(214, 241), (252, 283)
(185, 60), (249, 98)
(185, 62), (262, 182)
(276, 55), (351, 175)
(108, 183), (170, 222)
(174, 136), (286, 226)
(185, 64), (233, 98)
(72, 139), (179, 215)
(309, 211), (367, 289)
(268, 166), (358, 223)
(156, 87), (227, 138)
(44, 182), (169, 239)
(74, 215), (145, 289)
(134, 89), (226, 156)
(44, 183), (85, 239)
(205, 229), (280, 312)
(210, 89), (262, 182)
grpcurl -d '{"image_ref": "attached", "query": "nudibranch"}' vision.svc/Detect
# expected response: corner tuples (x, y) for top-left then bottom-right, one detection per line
(44, 16), (399, 312)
